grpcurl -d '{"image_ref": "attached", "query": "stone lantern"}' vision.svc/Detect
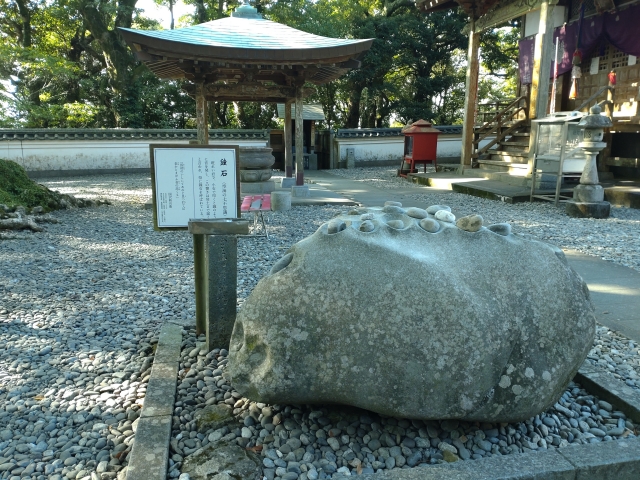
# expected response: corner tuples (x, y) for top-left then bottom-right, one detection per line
(565, 104), (613, 219)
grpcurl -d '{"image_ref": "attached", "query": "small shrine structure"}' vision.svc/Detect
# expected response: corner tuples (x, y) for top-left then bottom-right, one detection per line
(119, 1), (372, 186)
(417, 0), (640, 181)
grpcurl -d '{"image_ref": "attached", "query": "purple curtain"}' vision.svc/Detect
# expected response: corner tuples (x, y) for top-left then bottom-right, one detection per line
(604, 6), (640, 56)
(518, 3), (640, 84)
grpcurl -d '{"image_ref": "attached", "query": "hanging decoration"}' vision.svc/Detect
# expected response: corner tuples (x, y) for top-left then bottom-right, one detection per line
(569, 65), (582, 99)
(608, 69), (617, 85)
(570, 1), (586, 100)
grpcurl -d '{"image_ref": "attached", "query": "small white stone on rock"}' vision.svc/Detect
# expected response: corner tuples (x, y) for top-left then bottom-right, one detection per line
(434, 210), (455, 223)
(327, 220), (347, 234)
(405, 207), (429, 219)
(456, 214), (483, 232)
(386, 220), (405, 229)
(359, 220), (375, 232)
(419, 218), (440, 233)
(427, 205), (451, 214)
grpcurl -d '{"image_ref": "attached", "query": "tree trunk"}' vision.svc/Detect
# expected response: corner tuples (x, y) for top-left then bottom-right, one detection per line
(345, 88), (362, 128)
(195, 0), (207, 23)
(15, 0), (32, 47)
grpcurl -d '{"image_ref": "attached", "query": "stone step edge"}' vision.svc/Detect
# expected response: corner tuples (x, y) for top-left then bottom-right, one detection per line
(126, 322), (183, 480)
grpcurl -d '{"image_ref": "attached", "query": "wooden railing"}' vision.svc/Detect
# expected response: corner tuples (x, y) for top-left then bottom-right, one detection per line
(573, 85), (614, 116)
(472, 95), (529, 161)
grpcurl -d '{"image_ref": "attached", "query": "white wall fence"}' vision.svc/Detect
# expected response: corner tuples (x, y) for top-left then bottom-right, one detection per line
(330, 126), (492, 168)
(0, 129), (268, 177)
(1, 127), (484, 176)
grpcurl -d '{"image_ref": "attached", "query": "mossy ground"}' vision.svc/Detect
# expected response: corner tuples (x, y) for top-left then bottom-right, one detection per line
(0, 159), (62, 212)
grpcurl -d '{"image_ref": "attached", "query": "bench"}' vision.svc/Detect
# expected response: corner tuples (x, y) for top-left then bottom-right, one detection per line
(241, 194), (271, 238)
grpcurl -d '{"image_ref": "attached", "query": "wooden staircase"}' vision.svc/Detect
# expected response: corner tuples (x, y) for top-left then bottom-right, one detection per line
(470, 96), (532, 186)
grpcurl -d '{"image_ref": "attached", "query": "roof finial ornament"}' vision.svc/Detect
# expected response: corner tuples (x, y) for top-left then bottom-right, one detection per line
(231, 0), (263, 19)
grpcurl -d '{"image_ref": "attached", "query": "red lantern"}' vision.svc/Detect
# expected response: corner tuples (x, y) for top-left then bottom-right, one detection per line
(572, 50), (583, 66)
(608, 70), (617, 86)
(398, 120), (440, 177)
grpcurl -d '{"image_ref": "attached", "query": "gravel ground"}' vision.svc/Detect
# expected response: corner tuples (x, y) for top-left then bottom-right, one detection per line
(171, 333), (637, 479)
(0, 171), (639, 480)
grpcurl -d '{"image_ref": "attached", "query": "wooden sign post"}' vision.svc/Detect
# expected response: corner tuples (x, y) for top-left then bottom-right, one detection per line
(149, 145), (247, 350)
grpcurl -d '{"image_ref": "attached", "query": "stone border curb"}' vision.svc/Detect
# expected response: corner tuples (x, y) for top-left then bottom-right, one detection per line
(576, 364), (640, 423)
(126, 323), (182, 480)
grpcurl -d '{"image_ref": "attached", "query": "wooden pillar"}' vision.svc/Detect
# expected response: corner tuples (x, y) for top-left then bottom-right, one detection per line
(295, 86), (304, 185)
(529, 0), (555, 119)
(604, 78), (615, 119)
(284, 100), (293, 178)
(461, 17), (480, 168)
(195, 81), (209, 145)
(600, 79), (615, 173)
(310, 121), (315, 153)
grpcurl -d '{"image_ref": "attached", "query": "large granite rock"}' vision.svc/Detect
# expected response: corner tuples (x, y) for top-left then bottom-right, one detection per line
(228, 203), (596, 422)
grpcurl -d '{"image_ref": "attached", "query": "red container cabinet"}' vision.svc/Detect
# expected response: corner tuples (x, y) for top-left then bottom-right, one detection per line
(398, 119), (440, 177)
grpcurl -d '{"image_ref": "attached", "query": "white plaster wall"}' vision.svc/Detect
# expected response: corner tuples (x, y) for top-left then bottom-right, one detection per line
(337, 137), (404, 162)
(1, 138), (267, 172)
(335, 135), (493, 163)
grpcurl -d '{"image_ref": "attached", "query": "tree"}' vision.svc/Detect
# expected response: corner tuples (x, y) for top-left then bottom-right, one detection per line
(154, 0), (176, 29)
(0, 0), (518, 130)
(479, 21), (521, 100)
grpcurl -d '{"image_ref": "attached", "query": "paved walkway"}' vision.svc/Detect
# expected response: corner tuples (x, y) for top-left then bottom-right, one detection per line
(305, 170), (640, 343)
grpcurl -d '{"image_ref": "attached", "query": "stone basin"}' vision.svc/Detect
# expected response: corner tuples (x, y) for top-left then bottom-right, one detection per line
(238, 146), (275, 170)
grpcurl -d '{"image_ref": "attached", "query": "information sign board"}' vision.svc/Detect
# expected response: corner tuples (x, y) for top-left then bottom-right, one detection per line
(149, 144), (240, 230)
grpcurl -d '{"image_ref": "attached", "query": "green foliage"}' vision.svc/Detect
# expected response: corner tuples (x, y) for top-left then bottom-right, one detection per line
(0, 0), (520, 130)
(0, 159), (61, 210)
(480, 24), (520, 100)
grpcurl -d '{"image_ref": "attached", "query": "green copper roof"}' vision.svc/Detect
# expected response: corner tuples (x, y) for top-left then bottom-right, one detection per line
(119, 9), (373, 90)
(119, 17), (372, 59)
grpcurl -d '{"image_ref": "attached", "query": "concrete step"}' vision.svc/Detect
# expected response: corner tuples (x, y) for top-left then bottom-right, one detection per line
(466, 169), (530, 187)
(499, 145), (530, 154)
(604, 181), (640, 208)
(406, 171), (640, 207)
(478, 159), (530, 176)
(487, 151), (529, 161)
(410, 172), (536, 202)
(500, 141), (530, 148)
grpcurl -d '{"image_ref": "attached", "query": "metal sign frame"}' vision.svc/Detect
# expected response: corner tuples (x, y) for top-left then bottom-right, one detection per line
(149, 144), (241, 231)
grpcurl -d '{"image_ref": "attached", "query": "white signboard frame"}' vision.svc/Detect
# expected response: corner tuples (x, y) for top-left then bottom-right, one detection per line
(149, 144), (240, 230)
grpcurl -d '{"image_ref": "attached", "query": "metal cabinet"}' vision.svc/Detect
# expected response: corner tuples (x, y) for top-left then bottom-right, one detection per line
(530, 111), (587, 205)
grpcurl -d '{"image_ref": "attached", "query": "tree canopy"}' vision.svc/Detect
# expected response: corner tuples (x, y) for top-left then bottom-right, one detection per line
(0, 0), (519, 129)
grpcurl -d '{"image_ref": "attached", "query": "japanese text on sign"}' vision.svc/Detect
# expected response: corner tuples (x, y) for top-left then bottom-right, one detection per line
(153, 147), (237, 228)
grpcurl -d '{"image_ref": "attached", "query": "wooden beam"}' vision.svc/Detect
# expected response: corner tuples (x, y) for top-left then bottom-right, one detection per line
(195, 80), (208, 145)
(461, 17), (480, 168)
(284, 100), (293, 178)
(470, 0), (551, 33)
(182, 83), (314, 102)
(295, 86), (304, 185)
(529, 0), (555, 119)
